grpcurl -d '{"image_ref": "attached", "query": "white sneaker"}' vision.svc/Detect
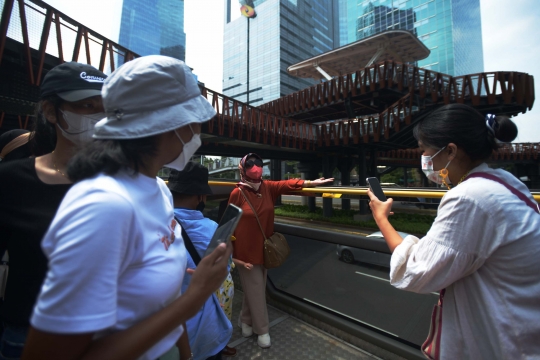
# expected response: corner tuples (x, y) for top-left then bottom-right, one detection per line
(257, 333), (271, 348)
(240, 322), (253, 337)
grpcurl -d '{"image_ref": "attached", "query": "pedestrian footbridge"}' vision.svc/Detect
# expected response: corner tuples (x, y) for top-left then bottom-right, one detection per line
(1, 0), (537, 164)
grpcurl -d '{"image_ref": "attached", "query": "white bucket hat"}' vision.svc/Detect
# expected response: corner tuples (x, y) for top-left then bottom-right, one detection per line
(93, 55), (216, 139)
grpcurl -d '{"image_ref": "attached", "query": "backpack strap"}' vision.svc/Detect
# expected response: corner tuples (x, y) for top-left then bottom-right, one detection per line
(466, 172), (540, 214)
(0, 132), (30, 161)
(175, 217), (202, 266)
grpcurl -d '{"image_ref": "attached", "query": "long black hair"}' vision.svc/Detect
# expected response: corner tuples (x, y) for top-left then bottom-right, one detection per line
(28, 95), (63, 156)
(413, 104), (518, 162)
(67, 136), (159, 182)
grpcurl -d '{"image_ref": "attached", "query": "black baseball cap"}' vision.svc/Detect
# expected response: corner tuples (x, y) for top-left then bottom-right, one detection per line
(40, 62), (107, 101)
(168, 162), (213, 195)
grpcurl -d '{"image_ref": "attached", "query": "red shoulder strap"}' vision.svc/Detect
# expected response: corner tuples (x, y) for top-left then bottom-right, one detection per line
(466, 172), (540, 214)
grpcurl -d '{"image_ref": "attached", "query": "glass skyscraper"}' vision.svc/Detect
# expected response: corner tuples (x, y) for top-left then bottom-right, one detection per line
(119, 0), (186, 61)
(342, 0), (484, 76)
(223, 0), (340, 106)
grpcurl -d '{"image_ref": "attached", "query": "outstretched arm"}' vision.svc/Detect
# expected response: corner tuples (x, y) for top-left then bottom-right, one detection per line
(302, 177), (334, 188)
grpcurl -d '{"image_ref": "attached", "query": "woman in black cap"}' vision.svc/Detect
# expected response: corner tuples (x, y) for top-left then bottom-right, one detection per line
(0, 61), (106, 359)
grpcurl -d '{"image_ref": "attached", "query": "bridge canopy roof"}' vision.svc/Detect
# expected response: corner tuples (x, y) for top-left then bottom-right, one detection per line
(287, 30), (430, 80)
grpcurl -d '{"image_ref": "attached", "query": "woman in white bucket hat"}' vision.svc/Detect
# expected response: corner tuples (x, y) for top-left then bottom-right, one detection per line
(23, 56), (231, 360)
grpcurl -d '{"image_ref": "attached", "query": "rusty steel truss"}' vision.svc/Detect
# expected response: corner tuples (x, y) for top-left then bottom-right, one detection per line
(259, 61), (535, 149)
(0, 0), (137, 82)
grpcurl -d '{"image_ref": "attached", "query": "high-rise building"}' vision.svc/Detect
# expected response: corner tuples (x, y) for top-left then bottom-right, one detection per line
(342, 0), (484, 76)
(119, 0), (186, 61)
(222, 0), (340, 106)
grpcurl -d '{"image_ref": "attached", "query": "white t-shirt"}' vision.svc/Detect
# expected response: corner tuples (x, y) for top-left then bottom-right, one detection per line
(390, 163), (540, 359)
(31, 171), (187, 360)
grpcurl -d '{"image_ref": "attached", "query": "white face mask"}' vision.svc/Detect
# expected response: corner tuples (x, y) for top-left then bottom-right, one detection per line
(165, 125), (201, 171)
(421, 146), (451, 185)
(243, 180), (261, 192)
(57, 110), (104, 146)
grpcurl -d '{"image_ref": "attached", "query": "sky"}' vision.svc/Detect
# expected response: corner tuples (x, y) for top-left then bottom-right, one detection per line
(42, 0), (540, 142)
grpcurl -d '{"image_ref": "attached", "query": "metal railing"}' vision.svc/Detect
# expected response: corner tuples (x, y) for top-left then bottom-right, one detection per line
(0, 0), (138, 82)
(208, 181), (540, 201)
(200, 87), (317, 151)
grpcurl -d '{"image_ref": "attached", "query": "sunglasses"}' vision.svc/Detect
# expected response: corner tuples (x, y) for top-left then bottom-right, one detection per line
(245, 159), (263, 168)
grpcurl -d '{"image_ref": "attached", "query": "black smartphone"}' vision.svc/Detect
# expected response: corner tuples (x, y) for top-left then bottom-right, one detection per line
(204, 204), (243, 257)
(366, 177), (387, 201)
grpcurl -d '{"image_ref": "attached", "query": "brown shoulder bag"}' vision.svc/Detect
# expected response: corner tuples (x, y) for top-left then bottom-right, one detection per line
(238, 188), (290, 269)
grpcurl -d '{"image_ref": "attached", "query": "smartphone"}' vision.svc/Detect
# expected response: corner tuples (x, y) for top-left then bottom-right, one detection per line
(366, 177), (387, 201)
(204, 204), (243, 257)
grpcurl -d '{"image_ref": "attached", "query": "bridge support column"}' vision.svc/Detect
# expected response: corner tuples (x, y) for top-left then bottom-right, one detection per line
(370, 148), (378, 178)
(517, 163), (540, 189)
(531, 164), (540, 189)
(298, 161), (320, 212)
(322, 155), (335, 218)
(337, 157), (354, 211)
(270, 159), (282, 205)
(358, 148), (368, 215)
(403, 167), (408, 187)
(420, 168), (428, 187)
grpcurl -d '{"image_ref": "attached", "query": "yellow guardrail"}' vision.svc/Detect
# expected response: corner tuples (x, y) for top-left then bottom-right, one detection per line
(207, 181), (540, 202)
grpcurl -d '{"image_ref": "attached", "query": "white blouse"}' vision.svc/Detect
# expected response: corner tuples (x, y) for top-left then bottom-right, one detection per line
(390, 163), (540, 359)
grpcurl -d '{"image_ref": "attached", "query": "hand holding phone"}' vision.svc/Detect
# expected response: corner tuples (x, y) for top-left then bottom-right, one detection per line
(204, 204), (243, 257)
(366, 177), (387, 201)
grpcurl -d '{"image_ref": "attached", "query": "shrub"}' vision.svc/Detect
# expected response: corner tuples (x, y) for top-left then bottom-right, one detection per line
(274, 204), (434, 235)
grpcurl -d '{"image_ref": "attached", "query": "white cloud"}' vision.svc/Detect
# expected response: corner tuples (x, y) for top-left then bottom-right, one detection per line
(43, 0), (123, 42)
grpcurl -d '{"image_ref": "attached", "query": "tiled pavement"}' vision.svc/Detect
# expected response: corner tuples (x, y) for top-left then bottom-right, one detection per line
(226, 290), (381, 360)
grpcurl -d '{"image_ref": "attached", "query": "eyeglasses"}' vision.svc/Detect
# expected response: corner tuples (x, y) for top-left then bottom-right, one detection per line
(245, 159), (263, 168)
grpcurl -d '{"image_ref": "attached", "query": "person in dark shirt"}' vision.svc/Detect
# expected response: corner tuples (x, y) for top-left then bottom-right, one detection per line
(0, 62), (106, 360)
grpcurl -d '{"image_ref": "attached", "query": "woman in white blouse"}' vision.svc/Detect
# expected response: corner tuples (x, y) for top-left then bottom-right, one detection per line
(368, 103), (540, 360)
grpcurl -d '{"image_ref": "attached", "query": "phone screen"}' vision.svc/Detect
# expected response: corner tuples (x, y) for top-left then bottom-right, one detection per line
(204, 204), (243, 257)
(366, 177), (387, 201)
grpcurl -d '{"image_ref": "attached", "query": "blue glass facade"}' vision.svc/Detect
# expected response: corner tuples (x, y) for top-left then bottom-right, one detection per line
(119, 0), (186, 61)
(343, 0), (484, 76)
(223, 0), (339, 106)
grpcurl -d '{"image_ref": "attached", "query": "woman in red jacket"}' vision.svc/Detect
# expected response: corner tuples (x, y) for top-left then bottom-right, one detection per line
(229, 153), (333, 348)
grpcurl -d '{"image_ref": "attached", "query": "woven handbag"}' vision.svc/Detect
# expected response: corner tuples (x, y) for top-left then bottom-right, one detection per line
(239, 188), (290, 269)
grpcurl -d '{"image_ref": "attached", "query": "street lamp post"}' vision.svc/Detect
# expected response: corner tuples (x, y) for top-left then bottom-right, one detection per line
(247, 17), (250, 104)
(240, 4), (256, 104)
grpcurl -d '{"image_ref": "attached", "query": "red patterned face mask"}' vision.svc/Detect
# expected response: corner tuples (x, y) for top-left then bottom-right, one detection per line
(246, 166), (263, 181)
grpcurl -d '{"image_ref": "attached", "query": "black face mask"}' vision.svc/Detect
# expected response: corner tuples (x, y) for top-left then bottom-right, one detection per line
(196, 201), (205, 213)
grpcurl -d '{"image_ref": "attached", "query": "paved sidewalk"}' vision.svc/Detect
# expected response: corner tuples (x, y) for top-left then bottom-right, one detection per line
(227, 290), (381, 360)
